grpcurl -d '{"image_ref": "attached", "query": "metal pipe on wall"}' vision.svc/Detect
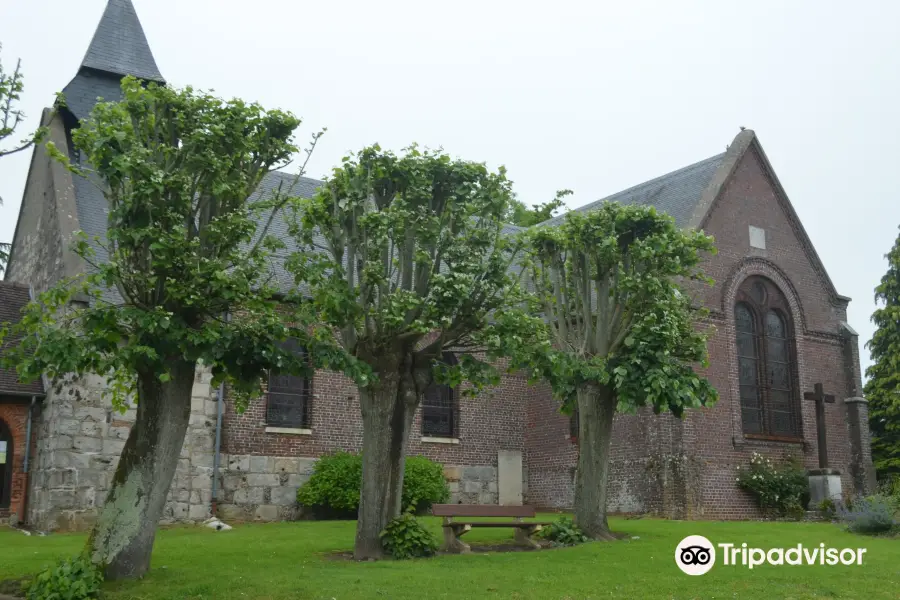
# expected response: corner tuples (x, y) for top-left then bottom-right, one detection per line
(210, 382), (224, 516)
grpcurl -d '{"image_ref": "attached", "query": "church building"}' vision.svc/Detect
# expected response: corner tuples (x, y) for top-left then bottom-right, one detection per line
(1, 0), (876, 530)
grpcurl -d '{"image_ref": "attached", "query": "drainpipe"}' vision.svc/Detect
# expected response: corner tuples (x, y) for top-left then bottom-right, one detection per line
(20, 396), (36, 524)
(210, 382), (224, 516)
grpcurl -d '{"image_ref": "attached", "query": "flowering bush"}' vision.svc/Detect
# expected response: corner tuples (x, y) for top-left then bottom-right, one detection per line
(736, 452), (808, 518)
(837, 494), (898, 535)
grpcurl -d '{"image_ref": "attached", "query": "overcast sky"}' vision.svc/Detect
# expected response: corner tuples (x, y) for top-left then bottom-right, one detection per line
(1, 0), (898, 375)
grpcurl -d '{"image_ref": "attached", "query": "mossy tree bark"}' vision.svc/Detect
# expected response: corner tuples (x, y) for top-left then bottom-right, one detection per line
(85, 359), (196, 579)
(574, 383), (618, 541)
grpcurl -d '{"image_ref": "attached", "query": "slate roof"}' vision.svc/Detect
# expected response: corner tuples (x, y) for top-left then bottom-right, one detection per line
(539, 152), (726, 228)
(80, 0), (164, 82)
(0, 282), (44, 397)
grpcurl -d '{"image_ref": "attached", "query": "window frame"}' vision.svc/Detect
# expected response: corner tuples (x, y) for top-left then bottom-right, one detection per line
(734, 276), (803, 441)
(265, 339), (313, 430)
(421, 352), (459, 439)
(0, 419), (12, 509)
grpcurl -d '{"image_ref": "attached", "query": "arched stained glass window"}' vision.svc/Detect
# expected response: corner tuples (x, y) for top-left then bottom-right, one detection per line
(734, 277), (800, 438)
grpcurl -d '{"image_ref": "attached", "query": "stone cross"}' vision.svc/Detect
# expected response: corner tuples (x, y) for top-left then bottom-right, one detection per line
(803, 383), (836, 469)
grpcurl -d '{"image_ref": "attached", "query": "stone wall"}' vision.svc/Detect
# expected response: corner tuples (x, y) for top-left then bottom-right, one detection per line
(26, 368), (219, 531)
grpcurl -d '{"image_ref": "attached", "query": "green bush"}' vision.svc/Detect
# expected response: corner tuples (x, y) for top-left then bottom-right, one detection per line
(379, 508), (439, 559)
(402, 456), (450, 513)
(838, 495), (898, 535)
(538, 517), (588, 546)
(26, 555), (102, 600)
(736, 452), (808, 518)
(817, 498), (838, 519)
(297, 452), (449, 518)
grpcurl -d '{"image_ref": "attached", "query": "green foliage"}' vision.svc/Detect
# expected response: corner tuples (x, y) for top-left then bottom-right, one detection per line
(379, 508), (439, 559)
(296, 451), (363, 517)
(288, 143), (548, 398)
(296, 452), (449, 516)
(505, 189), (572, 227)
(865, 225), (900, 480)
(736, 452), (809, 518)
(817, 498), (838, 519)
(0, 76), (369, 410)
(523, 202), (718, 415)
(25, 555), (102, 600)
(838, 495), (898, 535)
(402, 455), (450, 513)
(538, 517), (589, 546)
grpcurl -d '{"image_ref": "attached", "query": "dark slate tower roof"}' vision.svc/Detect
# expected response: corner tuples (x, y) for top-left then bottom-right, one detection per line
(80, 0), (163, 82)
(61, 0), (164, 121)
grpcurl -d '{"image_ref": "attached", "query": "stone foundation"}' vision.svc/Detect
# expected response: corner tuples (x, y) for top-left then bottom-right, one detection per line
(444, 465), (498, 504)
(216, 454), (316, 522)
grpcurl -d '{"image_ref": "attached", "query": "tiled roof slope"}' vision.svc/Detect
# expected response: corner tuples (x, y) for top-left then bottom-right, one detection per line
(539, 153), (726, 228)
(80, 0), (164, 82)
(0, 282), (44, 396)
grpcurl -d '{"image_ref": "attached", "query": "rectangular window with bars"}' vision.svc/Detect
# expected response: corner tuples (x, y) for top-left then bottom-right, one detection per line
(266, 339), (312, 429)
(422, 382), (456, 438)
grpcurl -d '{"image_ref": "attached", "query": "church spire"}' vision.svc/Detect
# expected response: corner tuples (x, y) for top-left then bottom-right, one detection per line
(79, 0), (164, 82)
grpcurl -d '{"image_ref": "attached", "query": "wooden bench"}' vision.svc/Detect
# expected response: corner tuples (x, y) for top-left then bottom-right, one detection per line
(431, 504), (551, 553)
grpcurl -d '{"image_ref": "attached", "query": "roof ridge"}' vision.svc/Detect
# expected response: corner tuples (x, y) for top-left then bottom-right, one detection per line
(539, 151), (726, 227)
(80, 0), (164, 82)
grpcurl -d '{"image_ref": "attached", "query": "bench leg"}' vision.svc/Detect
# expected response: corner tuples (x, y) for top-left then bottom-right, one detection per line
(513, 525), (542, 550)
(442, 525), (472, 554)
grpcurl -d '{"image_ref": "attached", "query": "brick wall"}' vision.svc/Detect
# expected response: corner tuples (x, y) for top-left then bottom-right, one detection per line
(0, 401), (31, 522)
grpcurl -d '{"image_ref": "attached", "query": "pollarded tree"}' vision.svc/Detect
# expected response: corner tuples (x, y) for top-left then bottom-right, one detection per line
(0, 77), (367, 579)
(865, 225), (900, 480)
(288, 145), (547, 559)
(525, 203), (718, 539)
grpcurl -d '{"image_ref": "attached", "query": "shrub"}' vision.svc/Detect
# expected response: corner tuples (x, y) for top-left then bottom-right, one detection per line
(838, 495), (898, 535)
(297, 452), (450, 517)
(402, 456), (450, 514)
(25, 555), (103, 600)
(538, 517), (589, 546)
(380, 508), (439, 559)
(736, 452), (808, 518)
(296, 451), (363, 518)
(817, 498), (838, 519)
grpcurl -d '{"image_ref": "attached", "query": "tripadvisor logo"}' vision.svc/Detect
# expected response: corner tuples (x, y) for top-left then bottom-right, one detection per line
(675, 536), (867, 575)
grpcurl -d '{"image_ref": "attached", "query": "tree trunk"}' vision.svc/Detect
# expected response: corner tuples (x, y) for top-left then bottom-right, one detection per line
(354, 353), (422, 560)
(86, 359), (196, 579)
(574, 383), (617, 540)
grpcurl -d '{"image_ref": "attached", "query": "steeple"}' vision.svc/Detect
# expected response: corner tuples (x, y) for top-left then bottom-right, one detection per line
(79, 0), (164, 82)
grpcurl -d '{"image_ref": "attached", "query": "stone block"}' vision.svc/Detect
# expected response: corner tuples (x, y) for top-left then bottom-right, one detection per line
(233, 487), (266, 505)
(191, 396), (206, 414)
(191, 489), (212, 505)
(90, 454), (116, 470)
(191, 474), (213, 490)
(286, 474), (310, 488)
(78, 470), (108, 489)
(274, 457), (300, 473)
(478, 492), (496, 505)
(245, 474), (280, 488)
(190, 414), (212, 428)
(73, 436), (102, 452)
(75, 487), (96, 507)
(270, 486), (299, 506)
(297, 458), (317, 475)
(57, 419), (83, 437)
(463, 480), (482, 494)
(204, 399), (220, 417)
(74, 406), (107, 421)
(448, 481), (459, 493)
(219, 504), (252, 522)
(443, 466), (462, 482)
(102, 439), (126, 456)
(808, 470), (843, 509)
(49, 489), (77, 509)
(176, 489), (190, 503)
(170, 503), (189, 520)
(48, 468), (78, 488)
(250, 456), (274, 473)
(189, 504), (210, 521)
(497, 450), (522, 506)
(464, 466), (495, 482)
(191, 451), (215, 469)
(192, 382), (211, 400)
(254, 505), (279, 521)
(227, 455), (250, 472)
(224, 474), (245, 491)
(81, 420), (104, 437)
(51, 435), (75, 450)
(108, 426), (130, 440)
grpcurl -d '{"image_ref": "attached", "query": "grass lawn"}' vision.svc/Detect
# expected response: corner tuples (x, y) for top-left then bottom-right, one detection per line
(0, 516), (897, 600)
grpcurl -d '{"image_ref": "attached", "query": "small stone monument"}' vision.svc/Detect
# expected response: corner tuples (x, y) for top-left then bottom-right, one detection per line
(803, 383), (842, 508)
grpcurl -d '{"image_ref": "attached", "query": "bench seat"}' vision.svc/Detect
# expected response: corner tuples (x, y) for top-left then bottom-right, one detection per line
(431, 504), (550, 553)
